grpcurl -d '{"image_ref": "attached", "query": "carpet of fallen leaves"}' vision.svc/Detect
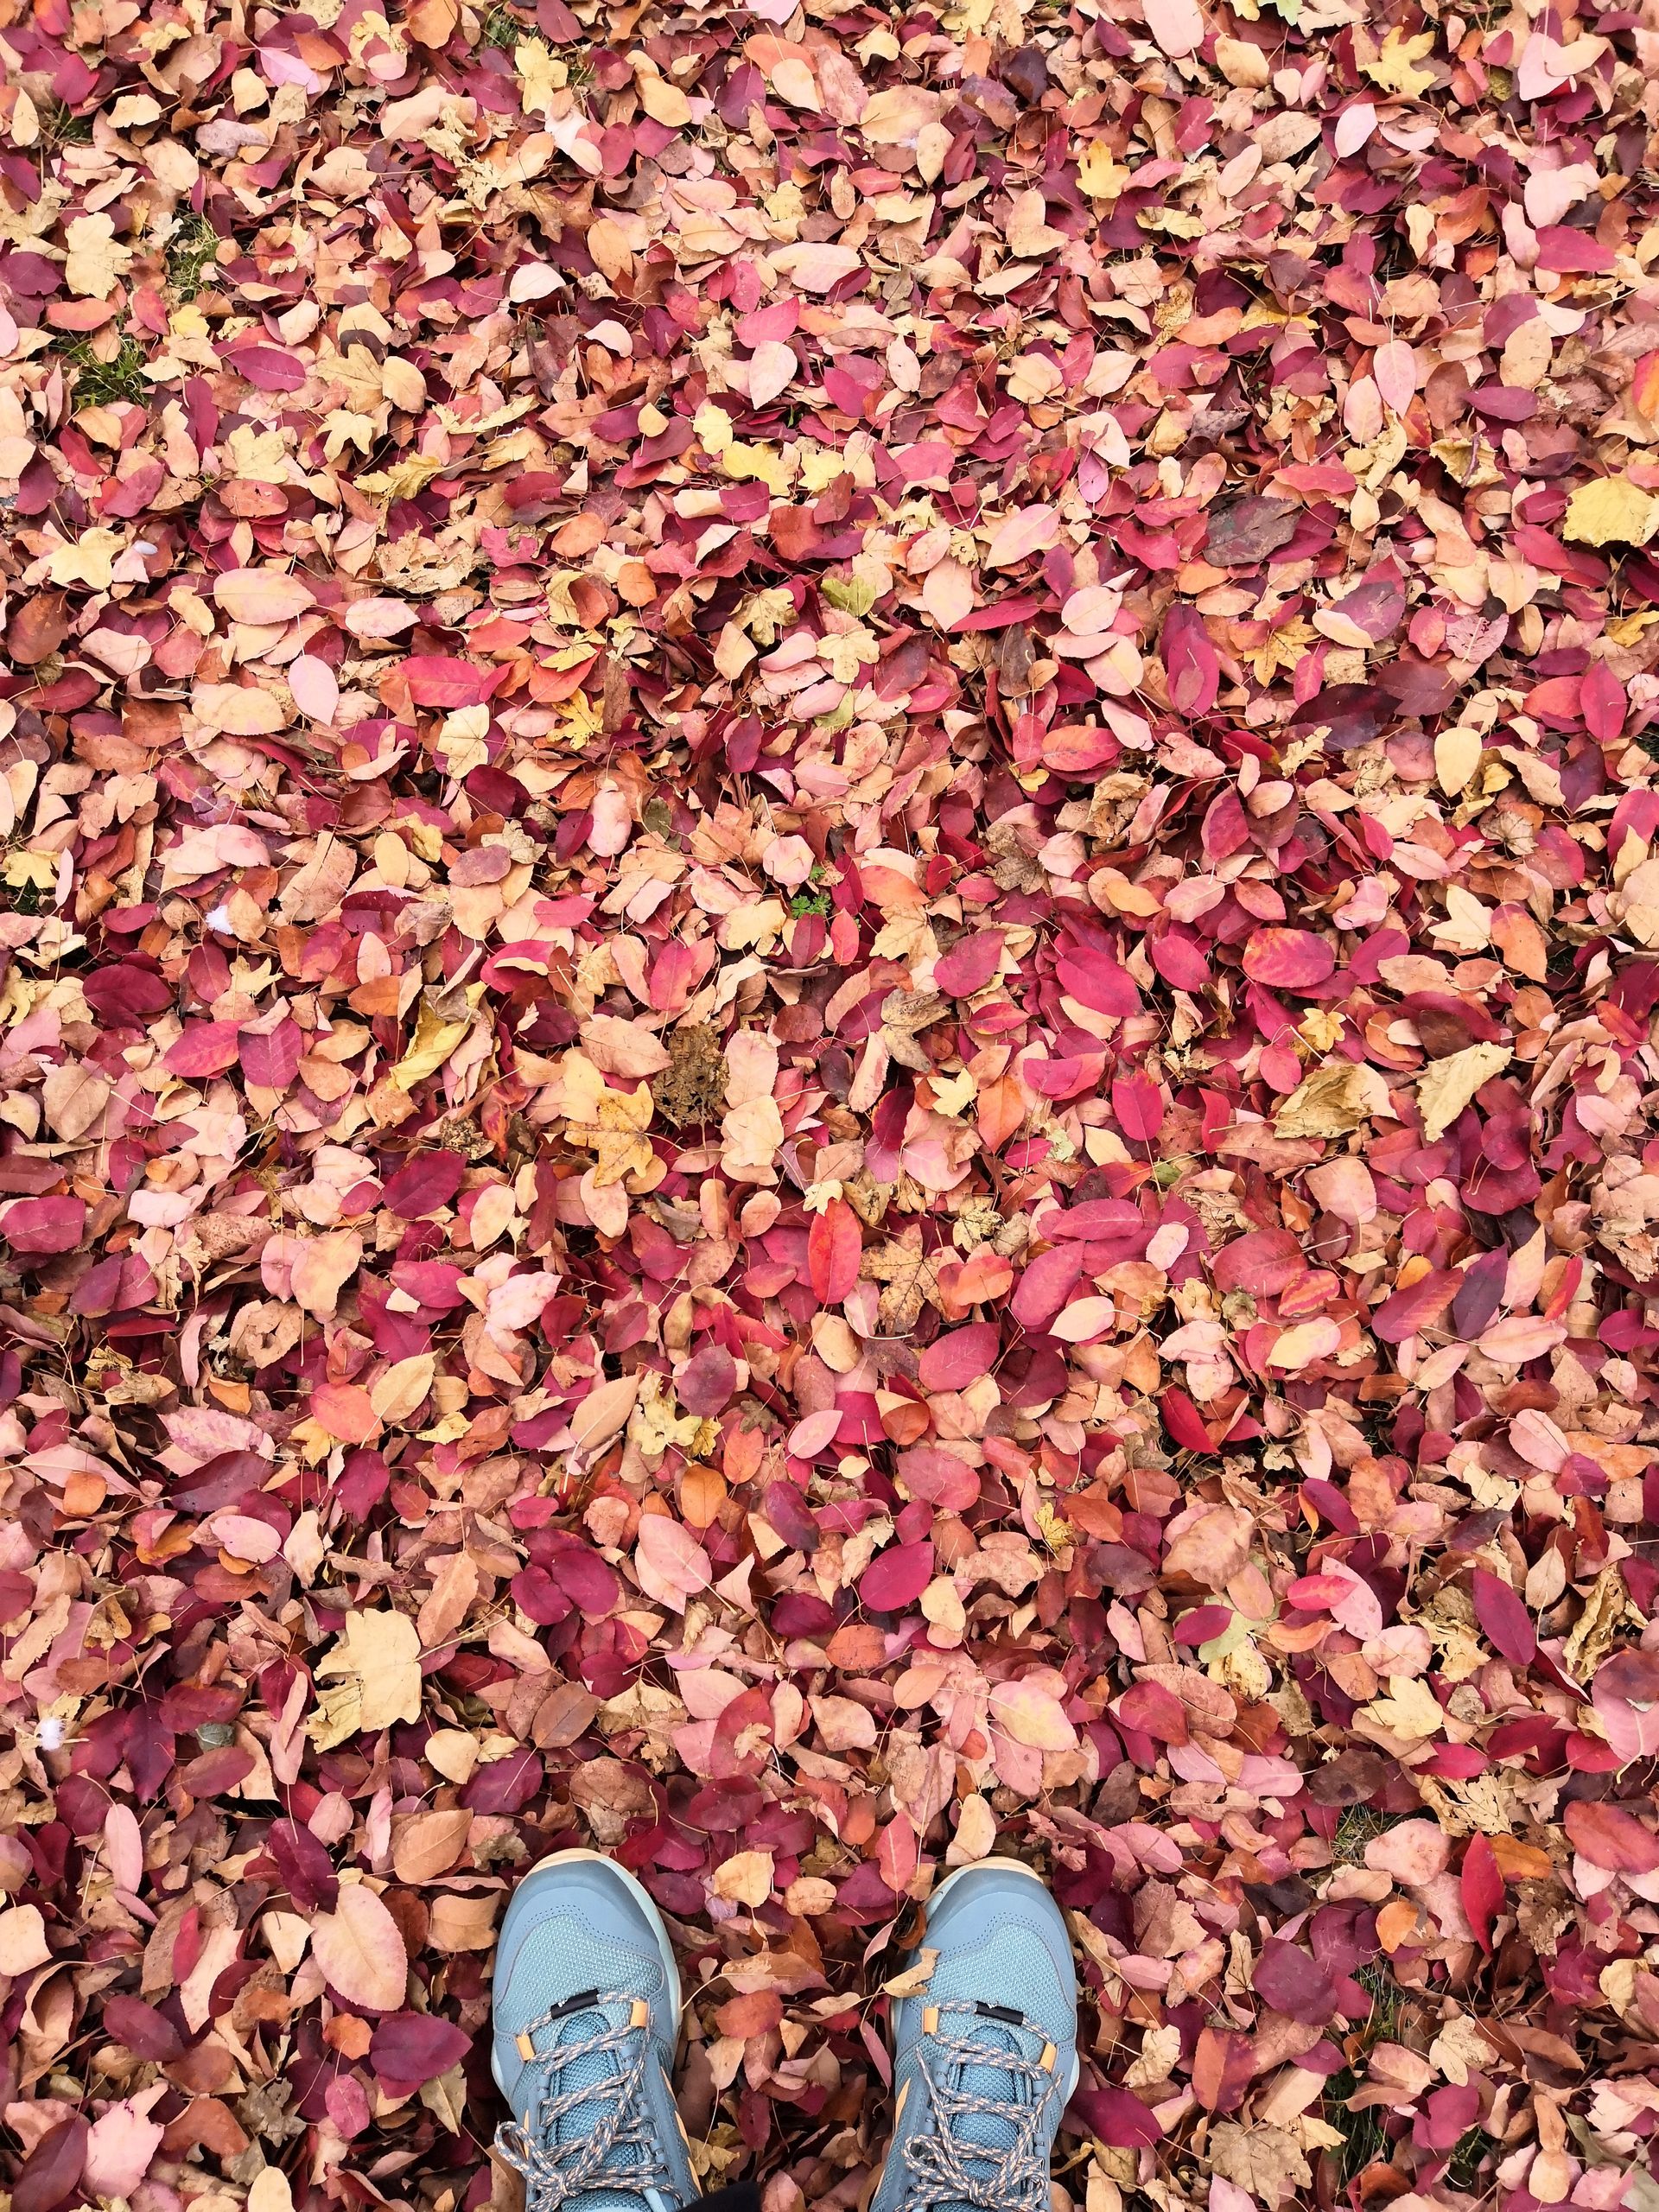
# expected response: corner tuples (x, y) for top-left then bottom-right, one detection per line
(10, 0), (1659, 2210)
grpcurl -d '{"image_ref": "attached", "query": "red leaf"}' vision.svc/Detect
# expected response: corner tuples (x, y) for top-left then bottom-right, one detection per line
(1111, 1071), (1165, 1142)
(1241, 927), (1335, 988)
(401, 654), (505, 706)
(935, 932), (1004, 996)
(239, 1020), (303, 1090)
(14, 2120), (89, 2212)
(1116, 1680), (1188, 1744)
(1, 1196), (86, 1255)
(808, 1198), (862, 1303)
(382, 1150), (466, 1219)
(1070, 2088), (1161, 2147)
(371, 2012), (471, 2088)
(1191, 2026), (1254, 2113)
(1582, 661), (1627, 742)
(1471, 1567), (1536, 1666)
(1371, 1269), (1459, 1344)
(1161, 603), (1219, 715)
(857, 1540), (935, 1612)
(164, 1022), (243, 1077)
(896, 1446), (982, 1512)
(1460, 1833), (1502, 1953)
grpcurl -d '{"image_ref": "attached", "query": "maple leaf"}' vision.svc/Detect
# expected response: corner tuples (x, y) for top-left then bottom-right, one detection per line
(1248, 615), (1315, 685)
(311, 1611), (423, 1750)
(859, 1226), (944, 1333)
(1362, 27), (1437, 94)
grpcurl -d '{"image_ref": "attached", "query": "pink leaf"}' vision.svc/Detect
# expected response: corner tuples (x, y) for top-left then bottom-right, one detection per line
(1, 1197), (86, 1255)
(635, 1516), (714, 1611)
(1582, 660), (1626, 741)
(918, 1321), (999, 1392)
(985, 504), (1060, 569)
(1565, 1798), (1659, 1874)
(1372, 340), (1419, 414)
(290, 652), (340, 723)
(1143, 0), (1202, 54)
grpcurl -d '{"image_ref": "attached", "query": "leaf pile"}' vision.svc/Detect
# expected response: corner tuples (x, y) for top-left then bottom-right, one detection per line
(3, 0), (1659, 2210)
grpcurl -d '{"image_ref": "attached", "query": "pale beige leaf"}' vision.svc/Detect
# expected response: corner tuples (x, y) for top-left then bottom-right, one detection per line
(43, 1060), (112, 1141)
(947, 1795), (997, 1864)
(213, 568), (316, 624)
(880, 1946), (939, 1998)
(1208, 2122), (1312, 2205)
(1273, 1059), (1385, 1139)
(392, 1808), (473, 1884)
(0, 1902), (52, 1974)
(416, 1548), (479, 1649)
(1434, 725), (1482, 795)
(425, 1728), (481, 1783)
(572, 1372), (641, 1454)
(315, 1607), (423, 1740)
(249, 2170), (295, 2212)
(988, 1678), (1077, 1751)
(192, 682), (289, 735)
(711, 1849), (774, 1906)
(311, 1883), (408, 2010)
(1418, 1042), (1511, 1143)
(370, 1351), (436, 1426)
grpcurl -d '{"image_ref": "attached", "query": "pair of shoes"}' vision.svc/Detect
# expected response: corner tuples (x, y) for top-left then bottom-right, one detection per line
(491, 1852), (1079, 2212)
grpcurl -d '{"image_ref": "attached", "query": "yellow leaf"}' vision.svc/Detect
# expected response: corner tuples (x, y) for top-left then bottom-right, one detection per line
(311, 1609), (423, 1749)
(1362, 28), (1437, 95)
(64, 212), (135, 299)
(1077, 142), (1128, 200)
(393, 993), (474, 1091)
(359, 453), (446, 502)
(1273, 1059), (1383, 1139)
(370, 1352), (436, 1427)
(1418, 1041), (1511, 1143)
(4, 849), (57, 892)
(48, 526), (122, 590)
(1363, 1674), (1444, 1740)
(722, 441), (794, 494)
(637, 73), (690, 127)
(1564, 474), (1659, 548)
(1433, 726), (1482, 795)
(693, 401), (734, 456)
(711, 1849), (774, 1906)
(514, 36), (562, 120)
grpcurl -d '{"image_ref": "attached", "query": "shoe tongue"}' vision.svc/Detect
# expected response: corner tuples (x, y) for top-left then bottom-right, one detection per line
(940, 2011), (1045, 2212)
(538, 2000), (664, 2212)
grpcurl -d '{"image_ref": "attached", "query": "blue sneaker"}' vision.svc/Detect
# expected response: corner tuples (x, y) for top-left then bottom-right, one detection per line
(871, 1860), (1080, 2212)
(492, 1849), (696, 2212)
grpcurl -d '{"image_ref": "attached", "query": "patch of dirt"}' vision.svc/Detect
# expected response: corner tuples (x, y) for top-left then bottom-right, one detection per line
(651, 1025), (729, 1126)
